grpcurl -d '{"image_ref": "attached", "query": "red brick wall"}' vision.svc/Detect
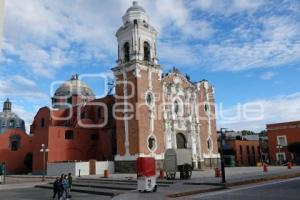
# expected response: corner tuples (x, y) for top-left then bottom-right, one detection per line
(0, 129), (33, 174)
(267, 121), (300, 163)
(228, 140), (260, 166)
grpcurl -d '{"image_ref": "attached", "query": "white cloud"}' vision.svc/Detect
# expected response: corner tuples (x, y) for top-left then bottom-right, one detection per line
(0, 75), (48, 100)
(217, 92), (300, 131)
(260, 71), (276, 80)
(194, 0), (265, 15)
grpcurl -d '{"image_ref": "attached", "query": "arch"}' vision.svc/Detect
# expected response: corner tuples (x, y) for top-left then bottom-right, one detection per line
(176, 133), (187, 149)
(9, 119), (15, 128)
(143, 41), (151, 61)
(10, 135), (21, 151)
(123, 42), (130, 62)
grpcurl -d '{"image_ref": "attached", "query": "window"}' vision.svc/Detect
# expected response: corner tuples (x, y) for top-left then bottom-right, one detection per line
(148, 136), (156, 151)
(246, 146), (250, 154)
(143, 42), (151, 61)
(91, 134), (99, 141)
(207, 138), (212, 150)
(277, 135), (287, 146)
(276, 152), (286, 162)
(67, 97), (72, 104)
(65, 130), (74, 140)
(174, 100), (182, 115)
(124, 42), (130, 62)
(9, 119), (15, 127)
(41, 118), (45, 128)
(145, 91), (154, 106)
(252, 146), (255, 154)
(80, 112), (85, 119)
(239, 145), (243, 154)
(10, 135), (21, 151)
(176, 133), (187, 149)
(97, 107), (102, 119)
(204, 103), (210, 113)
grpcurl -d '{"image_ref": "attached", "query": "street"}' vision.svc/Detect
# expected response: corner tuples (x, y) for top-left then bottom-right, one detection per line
(0, 188), (111, 200)
(191, 177), (300, 200)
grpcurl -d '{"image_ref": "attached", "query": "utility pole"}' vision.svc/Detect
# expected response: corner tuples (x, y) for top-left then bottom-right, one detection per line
(40, 144), (49, 182)
(220, 128), (228, 183)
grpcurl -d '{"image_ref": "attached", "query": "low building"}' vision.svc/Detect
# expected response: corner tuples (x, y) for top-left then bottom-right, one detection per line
(267, 121), (300, 164)
(0, 99), (33, 174)
(227, 139), (261, 166)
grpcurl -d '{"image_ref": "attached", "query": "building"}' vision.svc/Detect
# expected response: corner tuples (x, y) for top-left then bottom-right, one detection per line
(219, 131), (261, 166)
(112, 1), (218, 170)
(0, 99), (33, 174)
(227, 139), (260, 166)
(0, 0), (4, 50)
(267, 121), (300, 164)
(0, 1), (219, 174)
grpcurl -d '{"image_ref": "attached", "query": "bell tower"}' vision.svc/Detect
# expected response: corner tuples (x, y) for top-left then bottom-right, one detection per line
(116, 1), (158, 65)
(112, 1), (164, 171)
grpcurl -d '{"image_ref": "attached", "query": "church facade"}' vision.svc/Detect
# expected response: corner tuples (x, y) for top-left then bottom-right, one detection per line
(0, 2), (219, 174)
(112, 2), (219, 170)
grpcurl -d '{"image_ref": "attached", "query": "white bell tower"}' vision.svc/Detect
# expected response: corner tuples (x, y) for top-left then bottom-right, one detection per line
(116, 1), (158, 65)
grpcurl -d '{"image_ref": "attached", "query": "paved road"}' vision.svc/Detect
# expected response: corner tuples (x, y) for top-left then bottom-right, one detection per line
(191, 177), (300, 200)
(0, 188), (111, 200)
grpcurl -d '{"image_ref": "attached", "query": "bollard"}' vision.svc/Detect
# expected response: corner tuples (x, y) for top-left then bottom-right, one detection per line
(78, 169), (81, 177)
(104, 170), (109, 178)
(288, 162), (292, 169)
(263, 163), (268, 172)
(215, 168), (221, 177)
(159, 169), (164, 179)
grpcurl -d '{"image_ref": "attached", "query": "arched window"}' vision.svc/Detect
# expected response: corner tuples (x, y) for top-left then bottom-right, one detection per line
(176, 133), (187, 149)
(124, 42), (130, 62)
(148, 136), (156, 151)
(41, 118), (45, 128)
(10, 135), (21, 151)
(9, 119), (15, 127)
(144, 42), (150, 61)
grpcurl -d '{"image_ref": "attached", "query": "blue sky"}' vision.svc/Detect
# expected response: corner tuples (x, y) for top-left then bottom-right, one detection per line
(1, 0), (300, 132)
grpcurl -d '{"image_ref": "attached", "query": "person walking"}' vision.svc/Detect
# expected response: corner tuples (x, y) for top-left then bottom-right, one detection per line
(52, 177), (61, 200)
(67, 173), (73, 197)
(61, 175), (70, 200)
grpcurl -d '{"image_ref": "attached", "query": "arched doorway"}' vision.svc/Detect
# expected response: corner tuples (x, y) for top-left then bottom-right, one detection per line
(176, 133), (187, 149)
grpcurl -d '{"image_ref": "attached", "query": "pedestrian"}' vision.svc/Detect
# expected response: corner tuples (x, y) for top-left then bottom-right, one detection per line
(52, 177), (61, 200)
(68, 173), (73, 197)
(61, 175), (70, 200)
(59, 174), (64, 200)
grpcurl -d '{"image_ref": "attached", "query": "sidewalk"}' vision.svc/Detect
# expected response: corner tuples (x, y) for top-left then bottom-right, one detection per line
(0, 182), (48, 191)
(111, 166), (300, 199)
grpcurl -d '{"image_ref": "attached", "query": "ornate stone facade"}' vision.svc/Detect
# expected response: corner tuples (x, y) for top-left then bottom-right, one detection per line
(112, 2), (219, 170)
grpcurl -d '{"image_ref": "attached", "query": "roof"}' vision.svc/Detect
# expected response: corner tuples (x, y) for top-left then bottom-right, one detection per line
(126, 1), (146, 13)
(54, 74), (95, 97)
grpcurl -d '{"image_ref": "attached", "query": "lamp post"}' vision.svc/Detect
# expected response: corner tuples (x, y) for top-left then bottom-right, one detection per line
(40, 144), (49, 182)
(219, 128), (228, 183)
(276, 144), (283, 165)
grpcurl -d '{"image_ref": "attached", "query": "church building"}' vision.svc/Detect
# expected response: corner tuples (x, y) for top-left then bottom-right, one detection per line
(0, 1), (219, 174)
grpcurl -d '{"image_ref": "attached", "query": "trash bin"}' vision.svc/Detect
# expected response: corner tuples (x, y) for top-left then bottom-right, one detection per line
(136, 157), (157, 192)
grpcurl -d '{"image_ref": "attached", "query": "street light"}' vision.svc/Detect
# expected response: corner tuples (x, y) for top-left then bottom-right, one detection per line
(276, 144), (283, 165)
(219, 128), (228, 184)
(40, 144), (49, 182)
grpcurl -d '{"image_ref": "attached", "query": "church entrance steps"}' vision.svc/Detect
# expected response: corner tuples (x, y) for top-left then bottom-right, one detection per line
(76, 177), (175, 187)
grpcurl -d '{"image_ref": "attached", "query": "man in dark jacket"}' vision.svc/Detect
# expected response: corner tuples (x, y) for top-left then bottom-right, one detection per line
(68, 173), (73, 197)
(52, 177), (61, 200)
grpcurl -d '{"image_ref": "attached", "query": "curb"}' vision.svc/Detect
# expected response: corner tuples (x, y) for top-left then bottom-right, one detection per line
(224, 172), (300, 187)
(167, 172), (300, 198)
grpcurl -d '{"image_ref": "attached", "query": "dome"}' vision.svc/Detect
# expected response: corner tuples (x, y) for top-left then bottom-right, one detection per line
(0, 99), (26, 134)
(54, 74), (95, 98)
(126, 1), (146, 13)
